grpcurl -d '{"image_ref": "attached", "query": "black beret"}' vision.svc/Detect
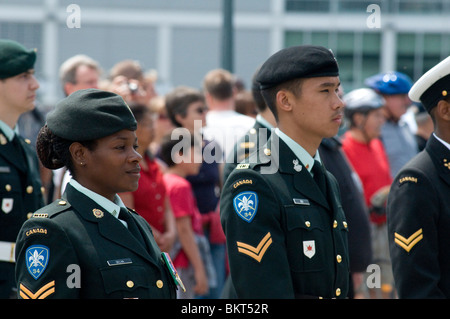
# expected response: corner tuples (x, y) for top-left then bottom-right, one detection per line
(0, 39), (37, 79)
(46, 89), (137, 141)
(256, 45), (339, 90)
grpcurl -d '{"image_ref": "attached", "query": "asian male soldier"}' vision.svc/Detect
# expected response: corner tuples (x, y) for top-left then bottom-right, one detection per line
(220, 45), (349, 299)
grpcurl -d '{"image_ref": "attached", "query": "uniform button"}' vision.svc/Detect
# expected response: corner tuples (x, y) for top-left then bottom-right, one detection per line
(336, 288), (341, 297)
(343, 221), (348, 228)
(41, 186), (45, 194)
(27, 212), (33, 219)
(333, 220), (338, 228)
(5, 184), (11, 192)
(264, 148), (271, 156)
(305, 221), (311, 227)
(336, 255), (342, 263)
(26, 186), (33, 194)
(126, 280), (134, 288)
(156, 280), (163, 288)
(58, 200), (67, 206)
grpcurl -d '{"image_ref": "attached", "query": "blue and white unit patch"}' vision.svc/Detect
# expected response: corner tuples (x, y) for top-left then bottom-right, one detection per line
(233, 191), (258, 223)
(26, 245), (50, 280)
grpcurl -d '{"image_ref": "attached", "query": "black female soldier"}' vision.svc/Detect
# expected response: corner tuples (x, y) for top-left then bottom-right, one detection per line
(15, 89), (180, 298)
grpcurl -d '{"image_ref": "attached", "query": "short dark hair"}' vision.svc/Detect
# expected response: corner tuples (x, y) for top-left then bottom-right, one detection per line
(260, 78), (303, 122)
(128, 103), (151, 122)
(36, 124), (96, 177)
(159, 131), (200, 167)
(165, 86), (204, 127)
(251, 67), (267, 113)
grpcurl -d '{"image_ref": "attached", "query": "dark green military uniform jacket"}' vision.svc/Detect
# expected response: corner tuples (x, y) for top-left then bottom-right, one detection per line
(220, 135), (349, 299)
(387, 134), (450, 298)
(223, 120), (272, 183)
(15, 183), (177, 299)
(0, 129), (44, 297)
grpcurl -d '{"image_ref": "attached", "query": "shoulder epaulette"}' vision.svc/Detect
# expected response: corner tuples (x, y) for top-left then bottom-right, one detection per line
(32, 199), (72, 219)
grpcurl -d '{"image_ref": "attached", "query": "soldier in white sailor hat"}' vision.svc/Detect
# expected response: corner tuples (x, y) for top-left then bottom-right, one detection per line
(387, 56), (450, 298)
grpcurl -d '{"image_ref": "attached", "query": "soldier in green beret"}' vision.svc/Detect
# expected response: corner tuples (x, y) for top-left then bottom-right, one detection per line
(220, 45), (349, 298)
(0, 39), (44, 298)
(15, 89), (181, 298)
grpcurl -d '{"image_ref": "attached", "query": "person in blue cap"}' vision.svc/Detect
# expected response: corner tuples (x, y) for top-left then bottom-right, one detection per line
(365, 71), (419, 177)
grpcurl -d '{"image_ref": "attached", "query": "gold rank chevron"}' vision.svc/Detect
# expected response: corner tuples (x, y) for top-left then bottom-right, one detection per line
(19, 280), (55, 299)
(236, 232), (272, 262)
(394, 229), (423, 253)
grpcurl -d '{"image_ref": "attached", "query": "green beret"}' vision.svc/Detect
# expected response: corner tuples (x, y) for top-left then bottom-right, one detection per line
(46, 89), (137, 141)
(256, 45), (339, 90)
(0, 39), (37, 79)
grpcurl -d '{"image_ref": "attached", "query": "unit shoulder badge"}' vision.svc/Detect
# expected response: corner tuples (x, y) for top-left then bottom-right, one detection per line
(233, 191), (258, 223)
(26, 245), (50, 280)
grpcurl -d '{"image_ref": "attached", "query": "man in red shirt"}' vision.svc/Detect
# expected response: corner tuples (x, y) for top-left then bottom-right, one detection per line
(341, 88), (394, 298)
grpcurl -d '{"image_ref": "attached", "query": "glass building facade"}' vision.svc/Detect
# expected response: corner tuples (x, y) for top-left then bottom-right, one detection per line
(0, 0), (449, 104)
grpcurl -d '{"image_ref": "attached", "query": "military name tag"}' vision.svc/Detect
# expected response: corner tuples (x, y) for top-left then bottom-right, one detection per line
(293, 198), (310, 206)
(0, 166), (10, 173)
(107, 258), (133, 266)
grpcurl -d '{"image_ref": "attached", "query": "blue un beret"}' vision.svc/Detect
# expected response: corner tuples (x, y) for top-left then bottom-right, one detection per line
(256, 45), (339, 90)
(46, 89), (137, 141)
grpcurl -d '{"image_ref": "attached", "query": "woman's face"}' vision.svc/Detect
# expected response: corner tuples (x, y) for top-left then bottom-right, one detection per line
(74, 129), (142, 200)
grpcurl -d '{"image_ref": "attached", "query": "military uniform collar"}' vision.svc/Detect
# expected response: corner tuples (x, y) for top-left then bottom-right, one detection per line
(69, 179), (126, 219)
(256, 114), (274, 130)
(0, 119), (17, 142)
(274, 128), (320, 173)
(433, 133), (450, 151)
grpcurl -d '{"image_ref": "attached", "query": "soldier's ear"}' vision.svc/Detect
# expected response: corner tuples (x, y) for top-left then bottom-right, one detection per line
(69, 142), (88, 168)
(276, 90), (293, 113)
(436, 99), (450, 121)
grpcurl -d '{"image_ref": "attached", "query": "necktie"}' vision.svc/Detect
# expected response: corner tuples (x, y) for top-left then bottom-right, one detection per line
(11, 135), (27, 165)
(312, 160), (327, 196)
(119, 207), (146, 244)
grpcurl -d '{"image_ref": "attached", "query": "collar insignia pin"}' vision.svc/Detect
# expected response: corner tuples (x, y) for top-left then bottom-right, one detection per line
(93, 208), (104, 218)
(293, 159), (302, 172)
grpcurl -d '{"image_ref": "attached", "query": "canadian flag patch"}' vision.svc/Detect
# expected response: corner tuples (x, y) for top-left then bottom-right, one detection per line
(303, 240), (316, 259)
(2, 198), (13, 214)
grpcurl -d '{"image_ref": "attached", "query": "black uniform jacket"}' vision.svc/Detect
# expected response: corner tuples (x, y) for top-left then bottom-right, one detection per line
(223, 120), (272, 183)
(220, 135), (349, 299)
(15, 183), (177, 299)
(0, 130), (44, 296)
(387, 134), (450, 298)
(0, 129), (44, 242)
